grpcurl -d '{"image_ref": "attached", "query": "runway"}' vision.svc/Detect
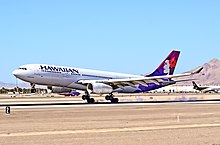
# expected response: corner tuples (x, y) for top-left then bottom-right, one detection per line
(1, 123), (220, 137)
(1, 96), (220, 145)
(1, 93), (220, 108)
(1, 98), (220, 109)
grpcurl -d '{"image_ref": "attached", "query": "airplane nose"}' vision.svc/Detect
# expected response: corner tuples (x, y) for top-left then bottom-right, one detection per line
(12, 69), (20, 78)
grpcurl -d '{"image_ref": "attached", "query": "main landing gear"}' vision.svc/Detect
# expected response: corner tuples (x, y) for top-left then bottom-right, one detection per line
(82, 91), (95, 104)
(105, 93), (119, 103)
(82, 92), (119, 104)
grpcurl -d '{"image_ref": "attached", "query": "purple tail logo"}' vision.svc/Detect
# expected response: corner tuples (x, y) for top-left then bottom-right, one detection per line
(147, 50), (180, 77)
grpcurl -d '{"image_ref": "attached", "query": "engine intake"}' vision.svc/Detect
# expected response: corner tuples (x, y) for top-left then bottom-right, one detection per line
(87, 83), (113, 94)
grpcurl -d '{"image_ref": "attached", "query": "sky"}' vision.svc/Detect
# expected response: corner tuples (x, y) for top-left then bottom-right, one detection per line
(1, 0), (220, 83)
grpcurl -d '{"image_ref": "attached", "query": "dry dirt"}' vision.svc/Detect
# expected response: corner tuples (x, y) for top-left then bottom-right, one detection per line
(0, 94), (220, 145)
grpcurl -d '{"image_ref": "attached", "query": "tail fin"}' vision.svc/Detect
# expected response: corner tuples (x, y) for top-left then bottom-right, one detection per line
(147, 50), (180, 77)
(192, 81), (200, 90)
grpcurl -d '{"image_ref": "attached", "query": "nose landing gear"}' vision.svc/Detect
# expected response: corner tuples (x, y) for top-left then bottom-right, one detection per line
(31, 83), (36, 93)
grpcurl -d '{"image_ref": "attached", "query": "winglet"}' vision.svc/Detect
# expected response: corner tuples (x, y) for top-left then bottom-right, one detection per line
(191, 67), (203, 74)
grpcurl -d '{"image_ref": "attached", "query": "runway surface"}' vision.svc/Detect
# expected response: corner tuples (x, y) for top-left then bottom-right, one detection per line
(0, 97), (220, 145)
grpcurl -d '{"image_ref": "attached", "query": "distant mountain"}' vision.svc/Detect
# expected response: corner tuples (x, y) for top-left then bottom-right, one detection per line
(177, 58), (220, 86)
(0, 81), (30, 89)
(0, 81), (48, 89)
(0, 81), (16, 89)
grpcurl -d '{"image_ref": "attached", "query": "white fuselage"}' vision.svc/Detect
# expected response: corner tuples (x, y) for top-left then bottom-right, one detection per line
(13, 64), (140, 92)
(202, 86), (220, 93)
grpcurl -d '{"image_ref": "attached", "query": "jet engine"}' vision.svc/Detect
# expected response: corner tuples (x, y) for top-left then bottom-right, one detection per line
(87, 83), (113, 94)
(47, 86), (72, 93)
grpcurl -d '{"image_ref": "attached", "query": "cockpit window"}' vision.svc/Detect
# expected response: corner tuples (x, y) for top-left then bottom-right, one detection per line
(19, 67), (27, 70)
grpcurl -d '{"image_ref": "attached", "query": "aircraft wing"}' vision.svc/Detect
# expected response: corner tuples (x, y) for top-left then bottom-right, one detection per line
(78, 67), (203, 88)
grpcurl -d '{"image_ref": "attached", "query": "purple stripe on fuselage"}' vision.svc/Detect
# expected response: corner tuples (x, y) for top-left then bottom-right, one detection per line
(135, 83), (164, 93)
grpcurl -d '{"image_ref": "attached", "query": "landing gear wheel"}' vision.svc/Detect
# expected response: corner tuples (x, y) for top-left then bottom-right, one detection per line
(111, 98), (119, 103)
(31, 88), (36, 93)
(82, 95), (87, 100)
(105, 95), (112, 101)
(87, 98), (95, 104)
(105, 94), (118, 103)
(83, 91), (95, 104)
(30, 83), (36, 93)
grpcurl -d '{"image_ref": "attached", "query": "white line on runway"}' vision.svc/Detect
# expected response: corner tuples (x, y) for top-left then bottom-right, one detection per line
(1, 123), (220, 137)
(0, 102), (168, 108)
(0, 101), (219, 109)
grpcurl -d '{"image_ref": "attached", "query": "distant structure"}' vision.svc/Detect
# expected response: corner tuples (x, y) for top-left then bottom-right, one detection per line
(152, 85), (197, 93)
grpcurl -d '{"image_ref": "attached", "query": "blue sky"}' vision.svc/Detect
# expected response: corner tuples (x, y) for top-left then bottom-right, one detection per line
(1, 0), (220, 83)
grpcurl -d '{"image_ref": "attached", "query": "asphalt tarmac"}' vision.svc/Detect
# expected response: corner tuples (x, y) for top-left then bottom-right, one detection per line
(0, 94), (220, 145)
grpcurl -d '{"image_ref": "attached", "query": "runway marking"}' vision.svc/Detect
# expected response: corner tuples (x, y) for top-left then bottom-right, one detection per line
(1, 123), (220, 137)
(1, 100), (220, 109)
(0, 102), (181, 109)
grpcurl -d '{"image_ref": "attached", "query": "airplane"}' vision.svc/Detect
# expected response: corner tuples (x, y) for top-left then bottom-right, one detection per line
(192, 81), (220, 93)
(13, 50), (203, 103)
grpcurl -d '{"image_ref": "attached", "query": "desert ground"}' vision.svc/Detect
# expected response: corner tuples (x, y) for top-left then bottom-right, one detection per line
(0, 93), (220, 145)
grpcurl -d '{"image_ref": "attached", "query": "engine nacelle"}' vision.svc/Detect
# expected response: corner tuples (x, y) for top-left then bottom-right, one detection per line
(87, 83), (113, 94)
(48, 86), (72, 93)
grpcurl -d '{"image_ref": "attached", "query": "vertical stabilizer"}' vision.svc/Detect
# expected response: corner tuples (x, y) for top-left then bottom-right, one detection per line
(147, 50), (180, 77)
